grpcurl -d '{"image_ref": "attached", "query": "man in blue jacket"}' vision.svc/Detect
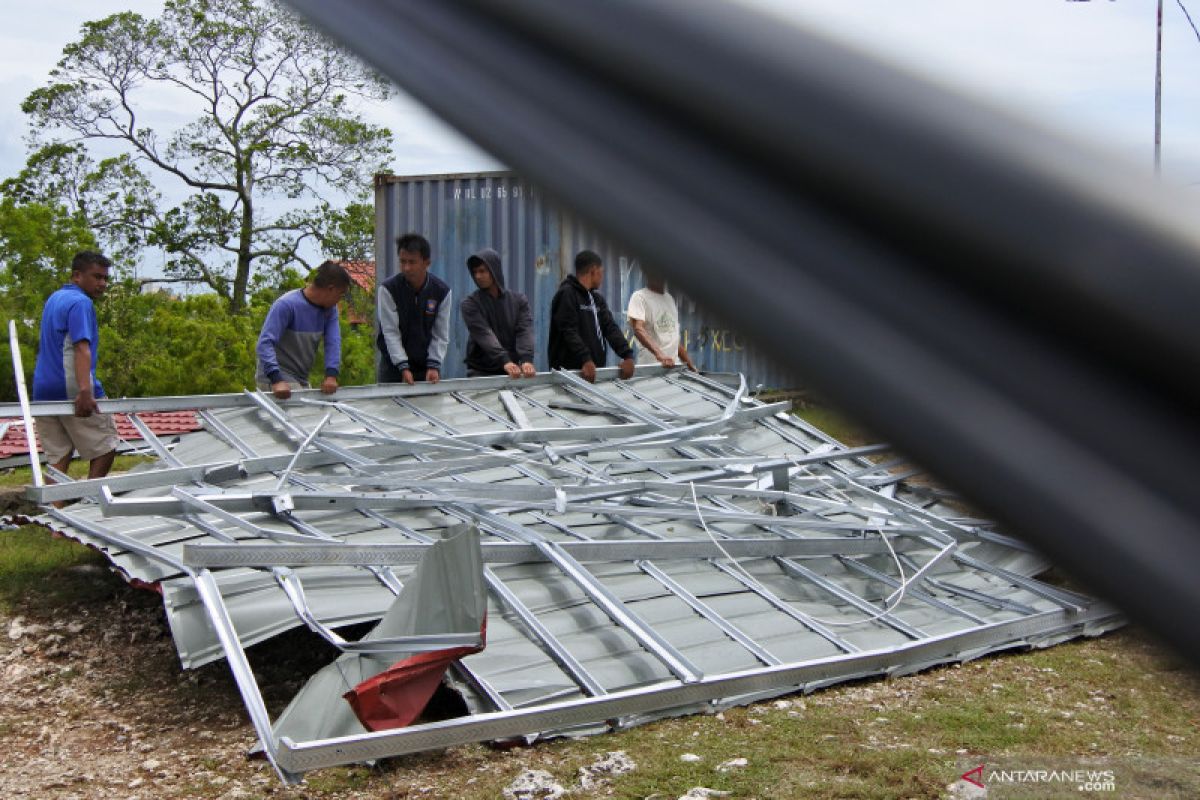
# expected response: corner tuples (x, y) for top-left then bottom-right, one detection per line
(461, 248), (536, 378)
(31, 251), (119, 480)
(377, 233), (452, 384)
(255, 261), (350, 400)
(548, 250), (635, 383)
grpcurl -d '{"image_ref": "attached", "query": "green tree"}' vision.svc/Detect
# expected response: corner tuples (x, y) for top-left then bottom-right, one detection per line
(21, 0), (392, 313)
(0, 200), (97, 403)
(97, 291), (260, 397)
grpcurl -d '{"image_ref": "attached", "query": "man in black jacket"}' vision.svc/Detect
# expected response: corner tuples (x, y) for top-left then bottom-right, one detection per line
(461, 248), (536, 377)
(548, 250), (635, 383)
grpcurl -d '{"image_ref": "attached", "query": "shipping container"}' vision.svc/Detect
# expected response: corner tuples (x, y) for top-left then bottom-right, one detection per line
(374, 172), (792, 386)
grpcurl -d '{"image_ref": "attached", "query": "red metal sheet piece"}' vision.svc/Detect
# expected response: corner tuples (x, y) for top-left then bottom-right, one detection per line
(344, 620), (486, 732)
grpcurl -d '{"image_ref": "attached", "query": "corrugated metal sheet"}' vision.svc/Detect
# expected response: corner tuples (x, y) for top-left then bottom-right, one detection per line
(375, 172), (793, 385)
(20, 369), (1121, 781)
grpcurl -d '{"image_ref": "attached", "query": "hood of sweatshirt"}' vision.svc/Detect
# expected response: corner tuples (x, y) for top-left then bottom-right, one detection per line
(466, 248), (505, 291)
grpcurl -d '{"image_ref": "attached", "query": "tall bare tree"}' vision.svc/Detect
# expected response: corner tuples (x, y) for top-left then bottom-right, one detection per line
(20, 0), (392, 312)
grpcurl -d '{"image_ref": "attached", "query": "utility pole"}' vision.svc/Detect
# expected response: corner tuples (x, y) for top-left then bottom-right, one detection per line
(1156, 0), (1164, 175)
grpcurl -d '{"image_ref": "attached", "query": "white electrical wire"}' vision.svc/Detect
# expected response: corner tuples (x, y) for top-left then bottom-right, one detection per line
(689, 476), (922, 628)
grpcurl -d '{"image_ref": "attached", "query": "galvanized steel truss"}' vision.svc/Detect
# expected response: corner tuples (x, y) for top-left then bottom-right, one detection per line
(18, 368), (1121, 781)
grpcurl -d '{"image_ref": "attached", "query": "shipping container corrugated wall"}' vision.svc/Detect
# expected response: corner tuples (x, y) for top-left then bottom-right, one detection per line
(374, 172), (792, 386)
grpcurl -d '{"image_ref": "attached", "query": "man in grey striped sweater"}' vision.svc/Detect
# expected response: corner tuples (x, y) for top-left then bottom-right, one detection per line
(255, 261), (351, 399)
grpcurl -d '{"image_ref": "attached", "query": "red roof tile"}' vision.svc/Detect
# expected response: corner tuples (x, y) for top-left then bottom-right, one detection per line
(337, 260), (375, 292)
(336, 260), (376, 325)
(0, 411), (201, 458)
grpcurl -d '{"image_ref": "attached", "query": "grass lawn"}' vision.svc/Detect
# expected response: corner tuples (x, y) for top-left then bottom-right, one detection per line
(0, 454), (154, 488)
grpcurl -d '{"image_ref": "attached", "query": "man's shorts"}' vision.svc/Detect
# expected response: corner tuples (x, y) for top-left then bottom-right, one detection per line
(37, 413), (120, 462)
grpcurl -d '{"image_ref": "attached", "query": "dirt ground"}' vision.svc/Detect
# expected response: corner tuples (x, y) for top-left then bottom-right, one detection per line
(0, 564), (271, 799)
(2, 542), (1198, 800)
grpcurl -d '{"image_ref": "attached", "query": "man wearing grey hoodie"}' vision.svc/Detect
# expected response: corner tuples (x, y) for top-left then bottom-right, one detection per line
(461, 248), (537, 378)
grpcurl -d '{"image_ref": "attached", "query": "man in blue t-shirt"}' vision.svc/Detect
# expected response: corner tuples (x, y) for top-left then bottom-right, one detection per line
(31, 251), (119, 480)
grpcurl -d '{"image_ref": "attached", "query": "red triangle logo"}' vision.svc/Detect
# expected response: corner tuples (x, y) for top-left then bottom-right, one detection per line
(961, 764), (985, 788)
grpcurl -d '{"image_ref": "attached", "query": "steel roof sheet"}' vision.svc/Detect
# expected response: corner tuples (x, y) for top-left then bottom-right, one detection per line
(15, 368), (1119, 782)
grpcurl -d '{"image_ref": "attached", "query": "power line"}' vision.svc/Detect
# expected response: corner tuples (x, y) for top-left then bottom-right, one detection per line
(1177, 0), (1200, 44)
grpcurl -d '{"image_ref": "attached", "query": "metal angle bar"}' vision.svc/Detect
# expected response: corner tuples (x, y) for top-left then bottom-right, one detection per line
(389, 394), (461, 435)
(317, 429), (480, 452)
(42, 464), (71, 484)
(603, 444), (894, 474)
(99, 487), (932, 534)
(546, 400), (630, 418)
(25, 462), (231, 504)
(665, 374), (880, 479)
(45, 507), (190, 574)
(835, 554), (987, 625)
(951, 552), (1089, 613)
(224, 441), (494, 482)
(299, 398), (448, 440)
(707, 560), (860, 653)
(0, 367), (670, 419)
(553, 372), (667, 429)
(198, 409), (261, 458)
(243, 390), (371, 465)
(181, 536), (913, 568)
(193, 568), (295, 783)
(274, 475), (408, 597)
(858, 467), (926, 488)
(611, 380), (732, 438)
(272, 567), (481, 655)
(125, 413), (185, 467)
(272, 604), (1120, 774)
(894, 554), (1039, 616)
(181, 512), (242, 545)
(460, 505), (706, 684)
(273, 412), (333, 491)
(773, 558), (926, 639)
(7, 320), (43, 487)
(453, 389), (517, 429)
(636, 560), (781, 666)
(163, 488), (330, 545)
(482, 565), (608, 697)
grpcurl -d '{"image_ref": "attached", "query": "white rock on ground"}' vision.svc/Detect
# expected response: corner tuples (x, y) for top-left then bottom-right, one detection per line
(679, 752), (703, 762)
(577, 750), (636, 789)
(715, 757), (748, 772)
(503, 769), (568, 800)
(945, 779), (988, 799)
(678, 789), (731, 800)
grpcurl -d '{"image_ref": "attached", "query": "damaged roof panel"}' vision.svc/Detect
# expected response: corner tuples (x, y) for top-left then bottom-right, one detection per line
(8, 368), (1118, 782)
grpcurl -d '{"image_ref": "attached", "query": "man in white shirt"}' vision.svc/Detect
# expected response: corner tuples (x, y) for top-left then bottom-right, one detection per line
(626, 274), (697, 371)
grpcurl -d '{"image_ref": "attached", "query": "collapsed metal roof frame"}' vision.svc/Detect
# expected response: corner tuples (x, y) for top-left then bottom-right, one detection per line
(5, 368), (1119, 781)
(281, 0), (1200, 667)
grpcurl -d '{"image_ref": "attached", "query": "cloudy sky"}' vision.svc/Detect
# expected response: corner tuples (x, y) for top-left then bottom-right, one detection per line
(1, 1), (1198, 191)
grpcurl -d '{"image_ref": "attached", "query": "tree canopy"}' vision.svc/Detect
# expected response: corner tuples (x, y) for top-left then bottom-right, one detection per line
(19, 0), (392, 312)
